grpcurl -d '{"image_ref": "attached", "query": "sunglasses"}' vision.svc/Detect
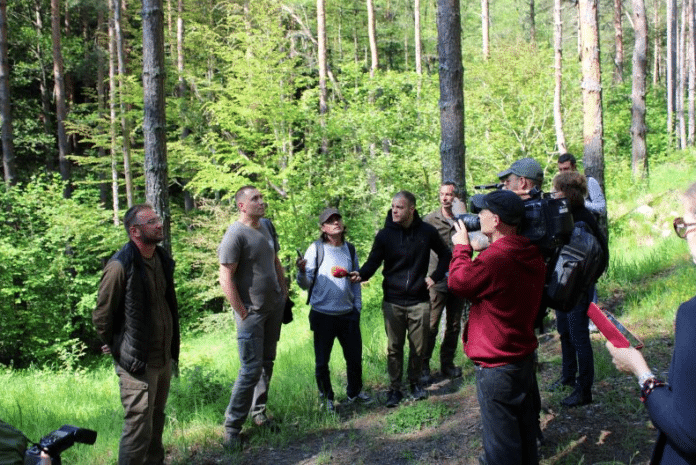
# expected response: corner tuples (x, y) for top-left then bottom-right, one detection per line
(673, 217), (696, 239)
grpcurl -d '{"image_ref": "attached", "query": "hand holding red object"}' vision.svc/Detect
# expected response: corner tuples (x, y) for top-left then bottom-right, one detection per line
(331, 266), (349, 278)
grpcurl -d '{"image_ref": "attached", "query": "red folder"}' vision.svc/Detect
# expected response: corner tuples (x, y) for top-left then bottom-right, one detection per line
(586, 303), (644, 349)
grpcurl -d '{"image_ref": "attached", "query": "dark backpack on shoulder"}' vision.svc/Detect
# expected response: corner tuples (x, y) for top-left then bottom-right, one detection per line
(544, 221), (605, 312)
(306, 240), (356, 305)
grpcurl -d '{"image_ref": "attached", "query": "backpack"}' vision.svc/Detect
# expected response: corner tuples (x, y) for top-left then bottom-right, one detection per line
(306, 240), (356, 305)
(544, 221), (605, 312)
(520, 196), (575, 258)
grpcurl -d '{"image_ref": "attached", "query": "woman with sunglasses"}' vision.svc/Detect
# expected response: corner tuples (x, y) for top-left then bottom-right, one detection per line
(606, 182), (696, 464)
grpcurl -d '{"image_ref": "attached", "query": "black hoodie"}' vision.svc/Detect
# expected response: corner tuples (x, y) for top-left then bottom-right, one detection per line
(359, 209), (451, 306)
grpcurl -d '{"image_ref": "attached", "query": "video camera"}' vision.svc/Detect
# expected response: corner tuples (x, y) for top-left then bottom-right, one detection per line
(24, 425), (97, 465)
(456, 185), (574, 256)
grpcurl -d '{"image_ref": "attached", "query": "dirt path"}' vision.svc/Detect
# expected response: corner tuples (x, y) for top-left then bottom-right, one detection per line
(180, 332), (669, 465)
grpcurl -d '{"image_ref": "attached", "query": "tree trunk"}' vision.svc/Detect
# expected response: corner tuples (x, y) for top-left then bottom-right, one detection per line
(481, 0), (490, 60)
(33, 3), (55, 172)
(668, 0), (678, 139)
(529, 0), (536, 44)
(553, 0), (567, 154)
(415, 0), (422, 75)
(0, 0), (15, 185)
(613, 0), (624, 82)
(437, 0), (466, 195)
(96, 7), (109, 206)
(653, 0), (661, 84)
(689, 0), (695, 145)
(679, 4), (687, 148)
(141, 0), (171, 253)
(317, 0), (328, 156)
(114, 0), (134, 207)
(631, 0), (649, 178)
(367, 0), (378, 76)
(578, 0), (606, 208)
(51, 0), (72, 198)
(109, 0), (120, 225)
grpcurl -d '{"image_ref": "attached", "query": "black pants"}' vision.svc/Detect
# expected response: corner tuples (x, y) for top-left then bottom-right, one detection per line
(309, 309), (363, 400)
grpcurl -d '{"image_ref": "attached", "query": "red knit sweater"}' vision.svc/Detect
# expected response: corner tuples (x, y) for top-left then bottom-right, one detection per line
(448, 235), (546, 367)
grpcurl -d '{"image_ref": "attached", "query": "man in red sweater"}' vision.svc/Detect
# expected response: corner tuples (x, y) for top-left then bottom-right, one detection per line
(448, 189), (546, 465)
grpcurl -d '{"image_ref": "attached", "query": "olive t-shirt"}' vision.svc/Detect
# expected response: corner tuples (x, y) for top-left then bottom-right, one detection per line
(218, 220), (281, 310)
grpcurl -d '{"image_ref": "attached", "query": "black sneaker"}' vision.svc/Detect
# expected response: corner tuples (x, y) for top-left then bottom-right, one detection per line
(548, 376), (575, 392)
(442, 365), (463, 379)
(561, 387), (592, 407)
(410, 383), (428, 401)
(385, 389), (404, 408)
(420, 366), (435, 386)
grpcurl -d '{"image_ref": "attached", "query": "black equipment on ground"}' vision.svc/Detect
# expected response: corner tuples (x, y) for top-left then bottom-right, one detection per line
(24, 425), (97, 465)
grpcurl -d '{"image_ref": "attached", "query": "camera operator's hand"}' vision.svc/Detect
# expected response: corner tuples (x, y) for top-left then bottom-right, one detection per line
(469, 231), (490, 251)
(425, 276), (435, 289)
(452, 219), (471, 247)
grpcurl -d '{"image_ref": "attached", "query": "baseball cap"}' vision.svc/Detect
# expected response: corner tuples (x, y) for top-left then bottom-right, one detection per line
(319, 207), (341, 224)
(497, 157), (544, 183)
(471, 190), (525, 226)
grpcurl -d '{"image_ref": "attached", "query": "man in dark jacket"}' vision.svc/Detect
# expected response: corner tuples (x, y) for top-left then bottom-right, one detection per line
(352, 191), (451, 407)
(93, 204), (180, 465)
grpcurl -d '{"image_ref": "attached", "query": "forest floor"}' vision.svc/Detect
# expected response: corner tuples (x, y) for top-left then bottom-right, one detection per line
(173, 313), (673, 465)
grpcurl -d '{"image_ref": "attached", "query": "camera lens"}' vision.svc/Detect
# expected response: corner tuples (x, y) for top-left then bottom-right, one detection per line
(456, 213), (481, 231)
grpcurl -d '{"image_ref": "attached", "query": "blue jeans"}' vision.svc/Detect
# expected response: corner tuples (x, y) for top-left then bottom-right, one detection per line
(475, 354), (538, 465)
(556, 287), (594, 392)
(309, 309), (363, 400)
(224, 299), (283, 432)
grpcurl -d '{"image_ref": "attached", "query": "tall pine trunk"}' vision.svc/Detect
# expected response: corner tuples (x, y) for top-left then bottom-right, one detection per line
(553, 0), (567, 154)
(51, 0), (72, 198)
(631, 0), (649, 178)
(142, 0), (171, 253)
(0, 0), (15, 185)
(437, 0), (466, 193)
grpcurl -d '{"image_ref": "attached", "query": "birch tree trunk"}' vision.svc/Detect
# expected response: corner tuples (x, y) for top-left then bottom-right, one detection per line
(482, 0), (490, 59)
(114, 0), (134, 207)
(653, 0), (661, 84)
(688, 0), (695, 144)
(678, 4), (687, 148)
(415, 0), (422, 75)
(142, 0), (171, 253)
(668, 0), (678, 139)
(0, 0), (15, 185)
(367, 0), (378, 77)
(631, 0), (649, 178)
(437, 0), (466, 192)
(553, 0), (567, 154)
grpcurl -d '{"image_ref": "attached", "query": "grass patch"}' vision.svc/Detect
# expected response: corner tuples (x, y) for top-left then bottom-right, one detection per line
(385, 400), (455, 434)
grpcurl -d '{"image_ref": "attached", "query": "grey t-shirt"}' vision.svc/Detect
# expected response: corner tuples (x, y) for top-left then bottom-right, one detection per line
(218, 220), (281, 310)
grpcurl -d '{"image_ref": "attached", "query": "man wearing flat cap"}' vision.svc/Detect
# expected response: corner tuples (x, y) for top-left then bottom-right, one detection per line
(498, 157), (544, 200)
(448, 189), (546, 465)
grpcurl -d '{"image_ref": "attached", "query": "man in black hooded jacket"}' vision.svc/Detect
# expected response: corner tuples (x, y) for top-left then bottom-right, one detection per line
(352, 191), (450, 407)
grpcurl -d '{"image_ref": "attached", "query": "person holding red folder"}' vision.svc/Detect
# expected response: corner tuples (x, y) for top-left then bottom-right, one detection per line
(606, 182), (696, 465)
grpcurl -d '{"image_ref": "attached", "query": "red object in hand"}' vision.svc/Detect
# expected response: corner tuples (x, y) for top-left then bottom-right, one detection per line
(331, 266), (348, 278)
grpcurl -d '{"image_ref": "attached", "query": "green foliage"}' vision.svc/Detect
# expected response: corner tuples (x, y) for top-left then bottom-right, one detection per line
(168, 365), (230, 422)
(0, 176), (123, 367)
(385, 400), (454, 433)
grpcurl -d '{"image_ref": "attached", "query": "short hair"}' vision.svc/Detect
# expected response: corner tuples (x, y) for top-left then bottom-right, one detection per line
(393, 190), (416, 207)
(684, 182), (696, 214)
(558, 153), (577, 166)
(441, 180), (461, 198)
(234, 185), (257, 207)
(123, 204), (154, 234)
(553, 171), (587, 209)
